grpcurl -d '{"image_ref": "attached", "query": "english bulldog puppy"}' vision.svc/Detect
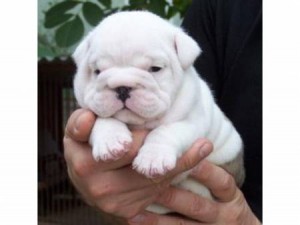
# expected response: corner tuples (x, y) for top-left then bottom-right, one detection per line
(73, 11), (245, 213)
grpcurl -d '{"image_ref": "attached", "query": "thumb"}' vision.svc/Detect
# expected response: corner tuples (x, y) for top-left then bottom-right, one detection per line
(64, 109), (96, 142)
(170, 139), (213, 177)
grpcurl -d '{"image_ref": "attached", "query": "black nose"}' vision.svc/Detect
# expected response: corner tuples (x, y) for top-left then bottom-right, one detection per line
(115, 86), (132, 102)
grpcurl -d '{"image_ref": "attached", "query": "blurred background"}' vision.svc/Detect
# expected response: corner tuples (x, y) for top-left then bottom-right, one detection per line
(38, 0), (191, 224)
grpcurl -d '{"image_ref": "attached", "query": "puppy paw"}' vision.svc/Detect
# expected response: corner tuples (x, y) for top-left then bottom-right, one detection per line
(132, 146), (177, 178)
(92, 133), (132, 162)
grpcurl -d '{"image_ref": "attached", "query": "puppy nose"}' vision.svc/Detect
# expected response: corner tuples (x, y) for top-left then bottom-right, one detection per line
(115, 86), (132, 102)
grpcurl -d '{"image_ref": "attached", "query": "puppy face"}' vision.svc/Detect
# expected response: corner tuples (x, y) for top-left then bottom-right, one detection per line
(73, 11), (201, 125)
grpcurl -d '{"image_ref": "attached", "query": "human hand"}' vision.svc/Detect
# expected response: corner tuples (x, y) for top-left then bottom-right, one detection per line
(128, 160), (261, 225)
(63, 109), (213, 219)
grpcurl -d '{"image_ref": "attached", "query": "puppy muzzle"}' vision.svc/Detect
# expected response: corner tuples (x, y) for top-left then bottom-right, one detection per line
(90, 68), (171, 120)
(115, 86), (132, 102)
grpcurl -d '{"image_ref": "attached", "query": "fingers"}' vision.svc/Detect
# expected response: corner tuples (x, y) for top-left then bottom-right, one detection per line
(149, 139), (213, 184)
(64, 134), (138, 177)
(128, 211), (204, 225)
(89, 166), (165, 196)
(172, 139), (213, 175)
(64, 108), (149, 172)
(98, 185), (160, 218)
(64, 109), (96, 142)
(64, 137), (99, 177)
(190, 160), (238, 202)
(155, 187), (218, 223)
(64, 127), (151, 197)
(64, 109), (209, 176)
(123, 139), (213, 196)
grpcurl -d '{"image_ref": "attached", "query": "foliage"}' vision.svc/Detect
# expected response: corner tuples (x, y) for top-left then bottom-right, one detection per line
(39, 0), (192, 58)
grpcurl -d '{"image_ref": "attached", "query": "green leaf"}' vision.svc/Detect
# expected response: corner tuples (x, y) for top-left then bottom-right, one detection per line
(83, 2), (103, 26)
(129, 0), (146, 6)
(121, 5), (133, 11)
(45, 1), (79, 28)
(148, 0), (167, 18)
(173, 0), (192, 16)
(45, 1), (79, 18)
(45, 13), (73, 28)
(38, 44), (55, 58)
(55, 16), (84, 47)
(105, 8), (119, 16)
(98, 0), (111, 8)
(166, 6), (179, 19)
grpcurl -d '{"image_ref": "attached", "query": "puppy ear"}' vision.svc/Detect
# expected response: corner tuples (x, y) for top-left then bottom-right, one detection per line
(72, 32), (93, 65)
(174, 29), (201, 69)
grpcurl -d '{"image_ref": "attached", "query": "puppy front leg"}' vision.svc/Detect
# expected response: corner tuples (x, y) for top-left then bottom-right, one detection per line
(90, 118), (132, 161)
(132, 122), (201, 178)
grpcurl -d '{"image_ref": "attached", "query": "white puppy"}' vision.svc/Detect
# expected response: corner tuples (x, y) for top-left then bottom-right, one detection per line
(73, 11), (245, 213)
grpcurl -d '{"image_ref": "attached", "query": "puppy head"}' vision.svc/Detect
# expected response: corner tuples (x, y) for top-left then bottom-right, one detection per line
(73, 11), (201, 125)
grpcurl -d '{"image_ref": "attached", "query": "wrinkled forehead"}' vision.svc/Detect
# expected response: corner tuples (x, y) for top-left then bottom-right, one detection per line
(89, 30), (171, 67)
(90, 51), (169, 73)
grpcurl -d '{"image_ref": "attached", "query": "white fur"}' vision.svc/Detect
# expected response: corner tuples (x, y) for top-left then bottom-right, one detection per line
(73, 11), (243, 214)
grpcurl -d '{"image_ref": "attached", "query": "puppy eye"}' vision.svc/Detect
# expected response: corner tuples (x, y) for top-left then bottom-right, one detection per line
(148, 66), (162, 73)
(94, 69), (101, 75)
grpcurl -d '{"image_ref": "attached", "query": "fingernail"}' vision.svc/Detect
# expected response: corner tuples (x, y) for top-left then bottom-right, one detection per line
(75, 113), (84, 132)
(199, 142), (212, 158)
(129, 214), (145, 224)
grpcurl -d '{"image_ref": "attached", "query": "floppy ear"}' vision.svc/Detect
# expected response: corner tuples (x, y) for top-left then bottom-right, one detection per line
(72, 32), (93, 65)
(174, 29), (202, 69)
